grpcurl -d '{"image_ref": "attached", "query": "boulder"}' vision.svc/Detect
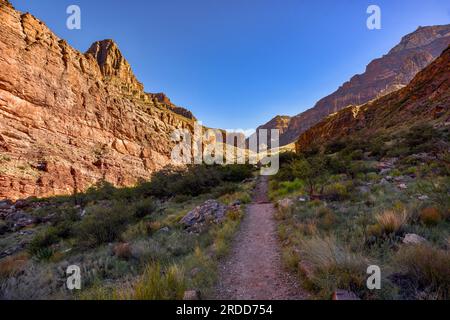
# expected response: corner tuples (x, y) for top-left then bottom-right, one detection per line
(402, 233), (427, 245)
(180, 200), (227, 232)
(357, 186), (371, 194)
(5, 211), (37, 231)
(0, 200), (13, 210)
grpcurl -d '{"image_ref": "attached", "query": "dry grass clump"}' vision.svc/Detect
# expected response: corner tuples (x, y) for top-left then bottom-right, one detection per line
(0, 252), (29, 278)
(394, 244), (450, 299)
(128, 263), (186, 300)
(374, 209), (409, 235)
(316, 207), (337, 230)
(298, 236), (368, 297)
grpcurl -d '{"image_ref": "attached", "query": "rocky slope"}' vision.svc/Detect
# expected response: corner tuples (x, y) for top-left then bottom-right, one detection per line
(247, 115), (291, 150)
(266, 24), (450, 146)
(295, 45), (450, 152)
(0, 1), (200, 200)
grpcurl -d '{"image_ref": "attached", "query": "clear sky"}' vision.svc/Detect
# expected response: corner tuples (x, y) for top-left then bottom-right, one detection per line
(10, 0), (450, 131)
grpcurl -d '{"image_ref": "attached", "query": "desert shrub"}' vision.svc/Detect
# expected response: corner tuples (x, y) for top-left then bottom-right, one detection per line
(277, 179), (304, 196)
(75, 203), (134, 247)
(122, 221), (149, 241)
(348, 161), (376, 178)
(141, 164), (251, 198)
(324, 140), (347, 154)
(238, 193), (252, 204)
(134, 198), (157, 219)
(278, 151), (301, 164)
(367, 224), (383, 238)
(328, 155), (351, 175)
(28, 227), (60, 256)
(298, 221), (318, 236)
(112, 243), (132, 260)
(405, 124), (441, 153)
(419, 207), (442, 226)
(34, 247), (54, 262)
(298, 236), (368, 297)
(212, 183), (239, 197)
(290, 155), (329, 196)
(349, 149), (364, 160)
(218, 164), (253, 182)
(131, 263), (186, 300)
(148, 221), (162, 233)
(316, 207), (337, 230)
(83, 180), (117, 202)
(128, 239), (170, 264)
(173, 194), (192, 203)
(370, 138), (387, 158)
(324, 182), (350, 201)
(394, 245), (450, 299)
(366, 172), (379, 181)
(226, 207), (243, 221)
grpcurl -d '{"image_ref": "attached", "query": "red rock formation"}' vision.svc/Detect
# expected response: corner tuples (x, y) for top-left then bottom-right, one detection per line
(247, 115), (291, 149)
(267, 24), (450, 146)
(0, 1), (199, 200)
(295, 45), (450, 153)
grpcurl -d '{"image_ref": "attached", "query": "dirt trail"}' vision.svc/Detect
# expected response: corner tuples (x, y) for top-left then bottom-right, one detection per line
(215, 176), (307, 300)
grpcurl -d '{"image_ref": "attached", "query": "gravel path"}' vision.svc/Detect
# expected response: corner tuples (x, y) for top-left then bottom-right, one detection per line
(215, 176), (307, 300)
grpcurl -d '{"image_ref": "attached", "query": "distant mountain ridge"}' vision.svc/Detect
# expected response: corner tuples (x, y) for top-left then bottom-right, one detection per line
(295, 44), (450, 152)
(260, 24), (450, 146)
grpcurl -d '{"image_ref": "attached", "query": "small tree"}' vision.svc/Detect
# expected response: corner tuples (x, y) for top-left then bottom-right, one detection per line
(291, 155), (328, 197)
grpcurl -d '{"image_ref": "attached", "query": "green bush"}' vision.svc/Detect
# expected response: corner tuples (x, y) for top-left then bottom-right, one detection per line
(141, 164), (251, 198)
(218, 164), (253, 182)
(28, 227), (60, 256)
(324, 140), (347, 154)
(212, 183), (240, 197)
(75, 203), (134, 247)
(134, 198), (157, 219)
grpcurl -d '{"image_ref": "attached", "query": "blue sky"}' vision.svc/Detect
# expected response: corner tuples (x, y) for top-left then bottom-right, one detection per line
(11, 0), (450, 130)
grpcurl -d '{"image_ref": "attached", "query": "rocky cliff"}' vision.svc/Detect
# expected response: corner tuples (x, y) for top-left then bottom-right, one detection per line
(0, 1), (199, 200)
(246, 115), (291, 150)
(266, 24), (450, 146)
(295, 45), (450, 153)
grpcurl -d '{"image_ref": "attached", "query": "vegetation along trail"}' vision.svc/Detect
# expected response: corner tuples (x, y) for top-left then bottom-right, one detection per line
(215, 175), (307, 300)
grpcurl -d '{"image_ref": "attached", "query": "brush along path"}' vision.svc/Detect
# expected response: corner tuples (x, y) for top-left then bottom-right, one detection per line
(215, 176), (307, 300)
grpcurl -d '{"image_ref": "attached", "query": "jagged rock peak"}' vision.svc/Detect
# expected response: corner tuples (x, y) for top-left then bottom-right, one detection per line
(85, 39), (144, 92)
(389, 24), (450, 54)
(0, 0), (14, 9)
